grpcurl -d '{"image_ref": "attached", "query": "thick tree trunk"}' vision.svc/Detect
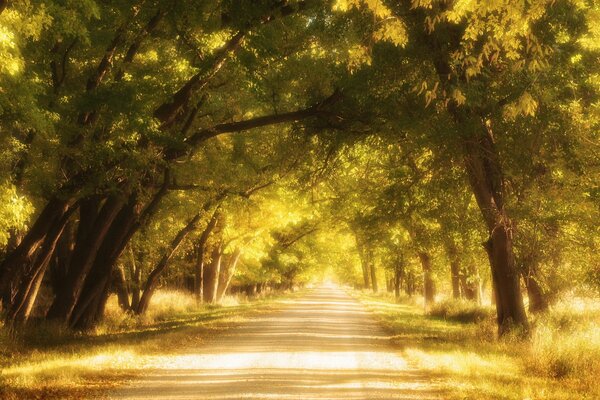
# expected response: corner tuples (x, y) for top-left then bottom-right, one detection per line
(217, 249), (242, 303)
(0, 197), (72, 307)
(461, 118), (529, 335)
(203, 245), (222, 304)
(3, 203), (76, 324)
(69, 200), (138, 330)
(418, 252), (436, 307)
(46, 195), (125, 323)
(354, 235), (371, 289)
(131, 261), (141, 312)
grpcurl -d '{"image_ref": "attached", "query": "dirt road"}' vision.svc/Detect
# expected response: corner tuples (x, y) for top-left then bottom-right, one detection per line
(108, 285), (442, 399)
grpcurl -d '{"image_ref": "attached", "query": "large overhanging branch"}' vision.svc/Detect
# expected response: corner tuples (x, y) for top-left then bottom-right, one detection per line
(163, 89), (342, 160)
(190, 90), (341, 146)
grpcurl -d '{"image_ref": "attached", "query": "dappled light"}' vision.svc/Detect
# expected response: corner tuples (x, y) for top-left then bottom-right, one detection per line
(1, 0), (599, 399)
(108, 287), (443, 399)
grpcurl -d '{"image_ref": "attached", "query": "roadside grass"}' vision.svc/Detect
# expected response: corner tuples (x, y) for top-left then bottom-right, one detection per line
(354, 290), (600, 400)
(0, 289), (297, 400)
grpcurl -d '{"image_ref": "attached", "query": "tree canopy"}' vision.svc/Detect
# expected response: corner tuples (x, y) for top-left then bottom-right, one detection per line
(0, 0), (598, 336)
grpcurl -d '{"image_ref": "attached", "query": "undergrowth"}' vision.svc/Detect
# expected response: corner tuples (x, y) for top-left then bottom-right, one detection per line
(428, 298), (493, 323)
(355, 290), (600, 400)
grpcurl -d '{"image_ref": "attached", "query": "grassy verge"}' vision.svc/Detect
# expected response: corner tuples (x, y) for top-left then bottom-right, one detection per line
(353, 290), (600, 400)
(0, 290), (298, 400)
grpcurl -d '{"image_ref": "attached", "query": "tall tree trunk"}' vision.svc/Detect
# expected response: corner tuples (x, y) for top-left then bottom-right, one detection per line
(203, 244), (222, 304)
(446, 242), (461, 299)
(522, 262), (548, 313)
(4, 203), (76, 325)
(418, 252), (436, 307)
(406, 271), (415, 296)
(113, 264), (131, 311)
(461, 116), (529, 335)
(217, 249), (242, 303)
(0, 197), (73, 308)
(69, 200), (138, 330)
(46, 195), (125, 323)
(135, 212), (201, 315)
(369, 256), (378, 293)
(394, 256), (404, 301)
(193, 208), (221, 303)
(460, 264), (481, 303)
(361, 261), (370, 289)
(194, 254), (204, 304)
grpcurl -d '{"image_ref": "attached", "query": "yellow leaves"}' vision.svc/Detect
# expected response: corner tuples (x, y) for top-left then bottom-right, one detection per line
(364, 0), (392, 18)
(452, 89), (467, 106)
(415, 80), (440, 107)
(332, 0), (353, 12)
(0, 21), (22, 75)
(0, 183), (33, 247)
(333, 0), (407, 48)
(503, 91), (538, 120)
(347, 44), (371, 72)
(411, 0), (556, 79)
(374, 18), (408, 47)
(411, 0), (433, 9)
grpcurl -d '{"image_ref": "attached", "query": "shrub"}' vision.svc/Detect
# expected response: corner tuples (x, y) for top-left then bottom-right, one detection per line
(429, 299), (493, 323)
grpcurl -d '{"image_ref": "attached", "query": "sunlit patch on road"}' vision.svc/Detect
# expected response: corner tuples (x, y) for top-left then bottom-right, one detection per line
(108, 286), (443, 399)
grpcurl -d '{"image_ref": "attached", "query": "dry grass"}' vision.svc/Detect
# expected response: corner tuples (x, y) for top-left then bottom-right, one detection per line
(0, 289), (290, 400)
(354, 290), (600, 400)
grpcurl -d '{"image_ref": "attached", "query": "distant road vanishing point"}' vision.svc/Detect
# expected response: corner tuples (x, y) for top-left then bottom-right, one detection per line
(107, 285), (442, 399)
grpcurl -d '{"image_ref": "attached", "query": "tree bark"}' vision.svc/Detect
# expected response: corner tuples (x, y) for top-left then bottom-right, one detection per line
(193, 208), (221, 303)
(394, 256), (404, 301)
(461, 117), (529, 335)
(69, 200), (138, 330)
(46, 195), (125, 322)
(203, 244), (222, 304)
(217, 248), (242, 303)
(113, 264), (131, 311)
(355, 238), (371, 289)
(369, 257), (378, 293)
(135, 212), (202, 315)
(447, 242), (461, 299)
(0, 197), (72, 307)
(4, 204), (77, 324)
(522, 263), (548, 313)
(418, 252), (436, 307)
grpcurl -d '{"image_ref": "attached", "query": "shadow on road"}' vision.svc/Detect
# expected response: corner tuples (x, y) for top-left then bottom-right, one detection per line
(107, 286), (444, 400)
